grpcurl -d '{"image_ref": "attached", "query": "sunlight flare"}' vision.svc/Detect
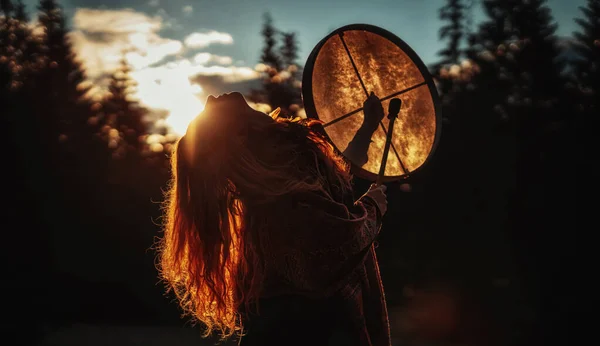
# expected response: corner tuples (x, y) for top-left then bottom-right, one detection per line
(132, 65), (205, 136)
(69, 8), (261, 137)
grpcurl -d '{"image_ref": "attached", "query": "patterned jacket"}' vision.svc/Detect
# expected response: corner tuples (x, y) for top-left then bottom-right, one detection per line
(256, 188), (392, 346)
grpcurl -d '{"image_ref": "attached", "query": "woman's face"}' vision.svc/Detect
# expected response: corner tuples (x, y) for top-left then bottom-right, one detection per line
(203, 92), (270, 123)
(183, 92), (273, 157)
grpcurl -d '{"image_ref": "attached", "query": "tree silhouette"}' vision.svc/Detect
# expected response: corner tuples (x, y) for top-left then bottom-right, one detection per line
(0, 0), (13, 14)
(260, 12), (281, 71)
(36, 0), (91, 152)
(102, 55), (148, 157)
(280, 32), (298, 72)
(1, 0), (40, 91)
(573, 0), (600, 112)
(433, 0), (467, 86)
(431, 0), (469, 128)
(0, 2), (13, 98)
(466, 2), (570, 344)
(511, 0), (566, 113)
(279, 31), (302, 114)
(467, 0), (519, 124)
(250, 13), (302, 117)
(13, 0), (26, 21)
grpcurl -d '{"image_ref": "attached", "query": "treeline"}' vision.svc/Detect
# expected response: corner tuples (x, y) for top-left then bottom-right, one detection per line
(2, 1), (175, 341)
(379, 1), (592, 345)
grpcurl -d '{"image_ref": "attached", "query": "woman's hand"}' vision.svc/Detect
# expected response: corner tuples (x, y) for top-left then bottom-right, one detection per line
(362, 92), (385, 133)
(364, 183), (387, 216)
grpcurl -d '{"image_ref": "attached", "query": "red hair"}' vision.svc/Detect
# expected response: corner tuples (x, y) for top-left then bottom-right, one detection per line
(156, 107), (352, 339)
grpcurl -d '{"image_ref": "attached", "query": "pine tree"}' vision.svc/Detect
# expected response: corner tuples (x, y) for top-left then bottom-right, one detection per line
(467, 3), (570, 342)
(511, 0), (565, 114)
(2, 0), (41, 132)
(13, 0), (25, 20)
(36, 0), (91, 151)
(260, 12), (281, 71)
(0, 0), (13, 14)
(1, 0), (15, 141)
(34, 0), (111, 196)
(279, 31), (302, 114)
(432, 0), (468, 111)
(467, 0), (519, 122)
(507, 0), (566, 184)
(280, 32), (298, 71)
(573, 0), (600, 111)
(251, 13), (299, 116)
(435, 0), (466, 69)
(3, 3), (60, 336)
(13, 1), (41, 87)
(464, 0), (565, 139)
(103, 56), (147, 156)
(1, 0), (35, 90)
(0, 2), (13, 96)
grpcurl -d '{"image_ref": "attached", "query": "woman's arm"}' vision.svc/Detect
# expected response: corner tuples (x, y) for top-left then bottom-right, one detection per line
(341, 92), (385, 167)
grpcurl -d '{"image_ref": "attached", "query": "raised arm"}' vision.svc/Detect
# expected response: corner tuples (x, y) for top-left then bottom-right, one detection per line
(342, 92), (385, 167)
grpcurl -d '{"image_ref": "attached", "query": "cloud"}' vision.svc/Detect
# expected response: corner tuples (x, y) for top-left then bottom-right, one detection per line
(148, 0), (159, 7)
(182, 5), (193, 15)
(193, 52), (233, 65)
(190, 74), (261, 99)
(184, 31), (233, 48)
(71, 8), (182, 81)
(70, 8), (259, 135)
(131, 60), (259, 134)
(74, 8), (162, 35)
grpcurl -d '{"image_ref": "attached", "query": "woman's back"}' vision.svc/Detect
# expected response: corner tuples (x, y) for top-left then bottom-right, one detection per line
(157, 92), (391, 345)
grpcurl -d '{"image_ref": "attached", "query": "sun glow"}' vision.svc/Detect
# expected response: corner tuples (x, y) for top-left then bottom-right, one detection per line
(70, 8), (261, 138)
(131, 62), (205, 136)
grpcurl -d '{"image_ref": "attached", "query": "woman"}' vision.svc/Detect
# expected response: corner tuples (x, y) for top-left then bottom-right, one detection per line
(156, 92), (391, 346)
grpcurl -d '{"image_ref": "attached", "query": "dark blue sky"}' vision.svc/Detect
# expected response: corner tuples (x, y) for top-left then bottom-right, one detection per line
(24, 0), (587, 66)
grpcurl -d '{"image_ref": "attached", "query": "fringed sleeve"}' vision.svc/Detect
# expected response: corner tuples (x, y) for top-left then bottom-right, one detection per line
(267, 190), (383, 298)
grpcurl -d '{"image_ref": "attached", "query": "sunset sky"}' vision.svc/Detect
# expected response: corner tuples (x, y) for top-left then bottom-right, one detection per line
(21, 0), (586, 134)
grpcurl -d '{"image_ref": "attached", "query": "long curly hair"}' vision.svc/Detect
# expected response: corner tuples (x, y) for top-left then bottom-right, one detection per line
(156, 98), (352, 340)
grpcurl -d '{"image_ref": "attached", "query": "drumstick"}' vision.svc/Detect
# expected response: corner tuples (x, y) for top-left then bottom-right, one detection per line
(376, 98), (402, 186)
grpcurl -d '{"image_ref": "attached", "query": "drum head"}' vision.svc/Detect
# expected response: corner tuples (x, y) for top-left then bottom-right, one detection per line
(302, 24), (442, 182)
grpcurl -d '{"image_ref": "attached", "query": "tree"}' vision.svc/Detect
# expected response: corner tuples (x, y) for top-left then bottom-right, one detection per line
(466, 0), (519, 123)
(0, 0), (13, 14)
(511, 0), (566, 114)
(465, 0), (566, 138)
(33, 1), (110, 237)
(36, 0), (91, 154)
(1, 0), (39, 91)
(573, 0), (600, 112)
(250, 13), (302, 117)
(434, 0), (466, 70)
(13, 0), (26, 21)
(0, 2), (13, 97)
(280, 32), (298, 72)
(431, 0), (468, 115)
(470, 2), (570, 343)
(260, 12), (281, 71)
(102, 56), (148, 156)
(279, 31), (302, 113)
